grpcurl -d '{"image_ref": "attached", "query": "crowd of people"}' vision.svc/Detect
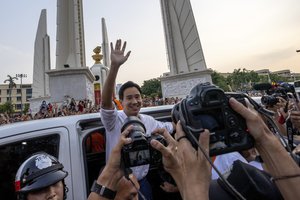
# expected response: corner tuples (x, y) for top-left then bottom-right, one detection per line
(11, 39), (300, 200)
(0, 98), (99, 125)
(0, 96), (181, 127)
(142, 96), (182, 107)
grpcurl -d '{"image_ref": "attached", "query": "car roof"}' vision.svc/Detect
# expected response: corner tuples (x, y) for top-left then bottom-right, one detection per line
(0, 113), (101, 139)
(0, 105), (175, 139)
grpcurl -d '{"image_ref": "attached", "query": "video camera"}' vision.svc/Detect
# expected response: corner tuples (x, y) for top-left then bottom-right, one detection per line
(121, 116), (166, 169)
(253, 82), (296, 107)
(172, 82), (254, 156)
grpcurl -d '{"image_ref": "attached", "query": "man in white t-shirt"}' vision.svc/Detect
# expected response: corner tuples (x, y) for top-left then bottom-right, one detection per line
(100, 39), (174, 199)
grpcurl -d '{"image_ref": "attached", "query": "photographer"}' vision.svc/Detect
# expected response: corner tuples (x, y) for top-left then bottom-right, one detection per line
(91, 96), (300, 200)
(228, 98), (300, 199)
(275, 98), (300, 142)
(100, 39), (174, 199)
(151, 125), (211, 200)
(290, 103), (300, 131)
(151, 97), (300, 200)
(261, 96), (288, 135)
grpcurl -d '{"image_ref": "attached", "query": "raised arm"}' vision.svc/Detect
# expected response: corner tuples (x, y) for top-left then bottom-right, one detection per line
(101, 39), (131, 109)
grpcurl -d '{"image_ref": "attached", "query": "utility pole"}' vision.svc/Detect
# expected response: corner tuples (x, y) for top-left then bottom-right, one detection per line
(16, 74), (27, 114)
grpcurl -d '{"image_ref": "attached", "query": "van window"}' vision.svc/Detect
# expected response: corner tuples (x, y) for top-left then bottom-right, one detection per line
(0, 134), (60, 200)
(83, 129), (106, 196)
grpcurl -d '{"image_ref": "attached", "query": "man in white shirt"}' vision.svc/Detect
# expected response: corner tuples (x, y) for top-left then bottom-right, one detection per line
(100, 39), (174, 199)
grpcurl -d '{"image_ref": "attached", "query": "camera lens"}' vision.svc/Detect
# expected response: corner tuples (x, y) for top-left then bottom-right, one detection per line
(121, 116), (145, 132)
(261, 95), (279, 106)
(121, 116), (150, 168)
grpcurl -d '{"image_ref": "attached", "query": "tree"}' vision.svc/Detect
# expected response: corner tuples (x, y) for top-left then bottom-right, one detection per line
(227, 68), (260, 91)
(211, 71), (229, 91)
(23, 103), (30, 114)
(269, 74), (289, 83)
(257, 73), (289, 84)
(0, 101), (14, 115)
(4, 75), (18, 102)
(141, 78), (162, 98)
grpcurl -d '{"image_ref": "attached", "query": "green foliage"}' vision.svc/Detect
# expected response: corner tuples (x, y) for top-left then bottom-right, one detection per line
(227, 68), (260, 91)
(268, 74), (289, 83)
(0, 101), (14, 114)
(211, 71), (230, 91)
(256, 73), (289, 84)
(141, 78), (162, 98)
(23, 103), (30, 114)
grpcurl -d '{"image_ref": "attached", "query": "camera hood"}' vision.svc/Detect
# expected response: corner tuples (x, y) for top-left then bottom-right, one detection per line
(121, 116), (146, 133)
(172, 82), (254, 155)
(180, 83), (224, 133)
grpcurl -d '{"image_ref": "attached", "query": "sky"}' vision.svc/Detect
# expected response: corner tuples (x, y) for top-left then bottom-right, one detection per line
(1, 0), (300, 86)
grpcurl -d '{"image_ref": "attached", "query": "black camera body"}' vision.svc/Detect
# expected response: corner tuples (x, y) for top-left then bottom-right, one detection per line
(172, 82), (254, 156)
(121, 116), (165, 169)
(254, 82), (295, 107)
(261, 93), (286, 107)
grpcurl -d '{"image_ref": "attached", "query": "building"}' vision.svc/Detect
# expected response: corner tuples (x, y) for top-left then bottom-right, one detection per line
(254, 69), (271, 76)
(271, 70), (300, 80)
(0, 84), (32, 112)
(255, 69), (300, 81)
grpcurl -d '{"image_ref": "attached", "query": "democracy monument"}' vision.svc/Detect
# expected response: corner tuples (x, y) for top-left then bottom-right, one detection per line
(30, 0), (211, 112)
(159, 0), (212, 98)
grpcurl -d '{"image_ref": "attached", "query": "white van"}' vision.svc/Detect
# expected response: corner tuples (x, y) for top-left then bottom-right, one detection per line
(0, 105), (174, 200)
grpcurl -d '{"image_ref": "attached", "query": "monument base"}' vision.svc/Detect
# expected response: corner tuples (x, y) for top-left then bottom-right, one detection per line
(46, 68), (95, 103)
(29, 96), (51, 115)
(160, 69), (213, 99)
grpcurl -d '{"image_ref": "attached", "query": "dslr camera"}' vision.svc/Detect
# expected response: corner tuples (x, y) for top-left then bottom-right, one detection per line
(172, 82), (254, 156)
(121, 116), (166, 169)
(253, 82), (295, 107)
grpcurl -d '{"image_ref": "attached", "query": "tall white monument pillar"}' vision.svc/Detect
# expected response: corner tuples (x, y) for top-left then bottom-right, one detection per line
(29, 9), (52, 114)
(160, 0), (212, 98)
(47, 0), (94, 103)
(55, 0), (86, 69)
(101, 18), (110, 68)
(32, 9), (50, 98)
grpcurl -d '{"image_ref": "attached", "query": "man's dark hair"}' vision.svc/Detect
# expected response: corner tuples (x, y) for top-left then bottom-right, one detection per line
(118, 81), (142, 100)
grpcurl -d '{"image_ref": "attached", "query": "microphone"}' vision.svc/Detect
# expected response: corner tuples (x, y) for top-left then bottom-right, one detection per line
(253, 83), (272, 91)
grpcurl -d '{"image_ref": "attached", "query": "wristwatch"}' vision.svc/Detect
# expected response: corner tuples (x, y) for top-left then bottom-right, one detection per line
(90, 180), (116, 199)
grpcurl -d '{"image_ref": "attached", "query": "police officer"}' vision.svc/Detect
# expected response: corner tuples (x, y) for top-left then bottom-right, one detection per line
(15, 152), (68, 200)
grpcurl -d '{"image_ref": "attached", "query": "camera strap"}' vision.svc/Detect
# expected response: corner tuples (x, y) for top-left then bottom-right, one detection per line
(266, 119), (278, 135)
(286, 119), (294, 150)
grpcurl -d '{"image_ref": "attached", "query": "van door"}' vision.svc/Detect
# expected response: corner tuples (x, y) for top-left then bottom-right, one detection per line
(80, 126), (106, 198)
(0, 127), (71, 200)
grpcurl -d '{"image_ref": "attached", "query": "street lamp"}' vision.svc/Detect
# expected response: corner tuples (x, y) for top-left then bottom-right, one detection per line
(16, 73), (27, 114)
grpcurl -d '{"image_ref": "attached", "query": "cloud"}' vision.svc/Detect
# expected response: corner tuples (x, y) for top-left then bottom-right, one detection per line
(251, 46), (295, 64)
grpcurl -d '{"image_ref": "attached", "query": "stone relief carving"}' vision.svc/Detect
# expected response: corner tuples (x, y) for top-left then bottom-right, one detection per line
(162, 77), (207, 97)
